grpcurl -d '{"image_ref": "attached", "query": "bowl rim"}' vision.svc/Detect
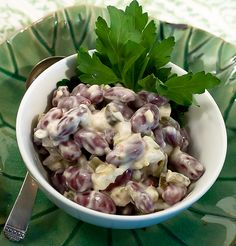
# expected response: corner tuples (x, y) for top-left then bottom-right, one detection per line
(16, 54), (227, 223)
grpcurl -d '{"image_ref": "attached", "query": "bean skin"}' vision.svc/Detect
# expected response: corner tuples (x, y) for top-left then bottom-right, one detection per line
(105, 102), (124, 125)
(162, 126), (184, 147)
(36, 108), (63, 130)
(56, 105), (90, 139)
(58, 140), (82, 162)
(169, 147), (205, 180)
(131, 103), (160, 133)
(106, 133), (145, 166)
(51, 168), (67, 194)
(74, 191), (116, 214)
(86, 84), (104, 104)
(71, 83), (89, 97)
(162, 117), (181, 130)
(138, 91), (169, 107)
(104, 86), (136, 103)
(154, 125), (189, 151)
(105, 101), (134, 125)
(153, 126), (165, 148)
(57, 95), (91, 111)
(72, 84), (104, 104)
(127, 181), (157, 214)
(74, 129), (110, 156)
(110, 101), (134, 119)
(63, 166), (93, 192)
(162, 183), (187, 205)
(56, 109), (81, 139)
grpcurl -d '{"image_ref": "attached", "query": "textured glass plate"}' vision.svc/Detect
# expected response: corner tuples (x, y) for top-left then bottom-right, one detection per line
(0, 5), (236, 246)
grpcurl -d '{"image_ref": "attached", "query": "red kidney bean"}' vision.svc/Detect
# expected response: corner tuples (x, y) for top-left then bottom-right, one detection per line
(58, 140), (82, 162)
(105, 101), (134, 125)
(131, 103), (160, 133)
(153, 125), (165, 148)
(56, 105), (90, 139)
(57, 95), (91, 111)
(56, 111), (81, 139)
(105, 102), (124, 125)
(36, 107), (63, 130)
(154, 124), (189, 151)
(63, 166), (93, 192)
(104, 86), (136, 103)
(162, 117), (181, 130)
(74, 129), (110, 156)
(169, 147), (205, 180)
(113, 101), (134, 119)
(128, 95), (145, 109)
(72, 84), (104, 104)
(71, 83), (90, 97)
(51, 168), (67, 194)
(52, 86), (70, 106)
(162, 126), (184, 147)
(162, 183), (187, 205)
(106, 134), (145, 165)
(86, 84), (104, 104)
(138, 91), (169, 107)
(127, 181), (155, 214)
(74, 191), (116, 214)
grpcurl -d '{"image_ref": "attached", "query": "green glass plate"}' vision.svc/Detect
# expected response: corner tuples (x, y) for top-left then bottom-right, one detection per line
(0, 5), (236, 246)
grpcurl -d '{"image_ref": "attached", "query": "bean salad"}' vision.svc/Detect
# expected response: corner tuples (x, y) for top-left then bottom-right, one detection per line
(33, 82), (205, 215)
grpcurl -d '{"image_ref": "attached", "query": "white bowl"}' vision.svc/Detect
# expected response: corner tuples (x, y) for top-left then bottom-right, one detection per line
(16, 54), (227, 229)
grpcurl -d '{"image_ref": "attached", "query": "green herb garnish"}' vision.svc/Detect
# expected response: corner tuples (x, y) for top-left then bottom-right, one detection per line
(76, 0), (220, 106)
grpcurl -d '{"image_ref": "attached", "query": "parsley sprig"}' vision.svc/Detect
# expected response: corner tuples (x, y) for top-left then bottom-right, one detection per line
(77, 0), (220, 106)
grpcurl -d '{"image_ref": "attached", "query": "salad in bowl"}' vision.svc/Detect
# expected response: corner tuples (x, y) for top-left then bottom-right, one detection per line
(16, 0), (227, 228)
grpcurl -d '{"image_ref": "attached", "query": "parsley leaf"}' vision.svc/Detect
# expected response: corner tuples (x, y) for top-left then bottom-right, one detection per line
(77, 48), (118, 84)
(156, 71), (221, 106)
(138, 74), (158, 93)
(155, 67), (172, 82)
(76, 0), (220, 106)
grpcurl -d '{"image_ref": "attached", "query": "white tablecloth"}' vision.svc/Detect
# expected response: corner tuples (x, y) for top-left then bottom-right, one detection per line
(0, 0), (236, 45)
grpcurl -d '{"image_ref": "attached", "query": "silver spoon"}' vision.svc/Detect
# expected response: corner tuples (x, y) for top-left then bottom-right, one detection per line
(3, 56), (65, 242)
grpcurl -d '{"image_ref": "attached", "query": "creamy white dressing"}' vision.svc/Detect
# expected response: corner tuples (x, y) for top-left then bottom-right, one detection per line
(113, 121), (132, 145)
(132, 136), (166, 170)
(144, 109), (154, 124)
(89, 108), (112, 132)
(166, 169), (190, 187)
(92, 164), (128, 191)
(159, 103), (171, 120)
(110, 186), (131, 206)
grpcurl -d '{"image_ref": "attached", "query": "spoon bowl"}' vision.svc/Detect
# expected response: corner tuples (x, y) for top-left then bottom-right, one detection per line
(26, 56), (65, 88)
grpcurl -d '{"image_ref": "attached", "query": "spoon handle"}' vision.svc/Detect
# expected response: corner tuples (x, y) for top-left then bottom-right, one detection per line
(3, 172), (38, 241)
